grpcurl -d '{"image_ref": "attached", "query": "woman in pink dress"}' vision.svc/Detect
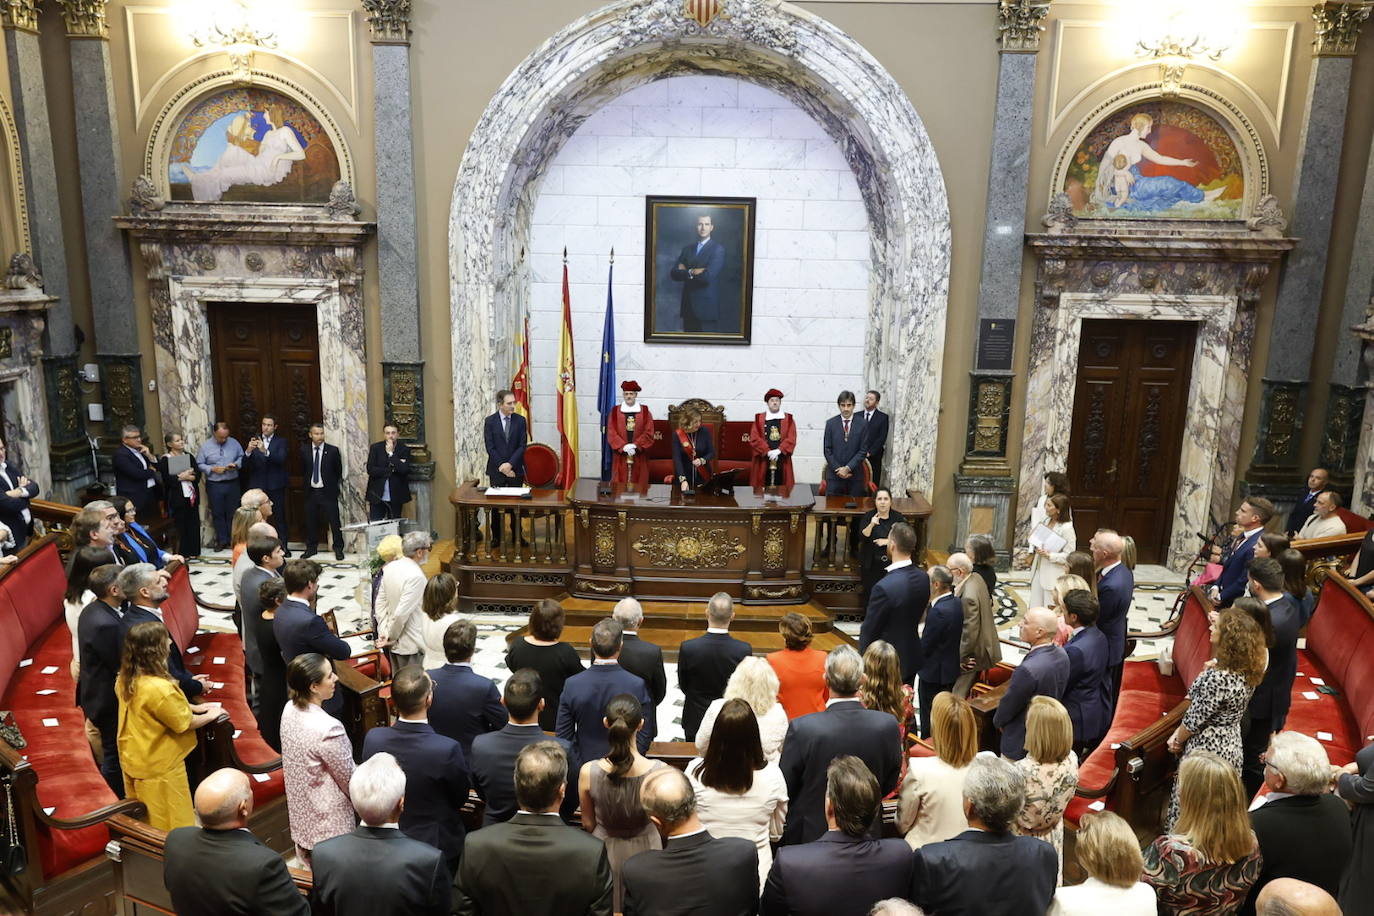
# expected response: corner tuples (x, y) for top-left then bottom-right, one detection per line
(279, 653), (355, 866)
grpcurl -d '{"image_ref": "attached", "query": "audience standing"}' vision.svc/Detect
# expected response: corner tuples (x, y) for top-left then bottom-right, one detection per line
(1210, 499), (1273, 608)
(856, 487), (908, 606)
(364, 424), (412, 521)
(897, 691), (978, 849)
(113, 425), (162, 520)
(120, 564), (205, 701)
(860, 640), (913, 792)
(239, 533), (284, 733)
(1059, 588), (1111, 758)
(915, 565), (960, 737)
(252, 577), (289, 752)
(426, 617), (506, 755)
(419, 572), (462, 669)
(507, 598), (585, 732)
(243, 416), (290, 550)
(558, 618), (655, 765)
(1029, 494), (1076, 608)
(273, 559), (350, 716)
(469, 669), (572, 825)
(1334, 737), (1374, 912)
(1256, 879), (1342, 916)
(378, 530), (431, 670)
(75, 564), (127, 794)
(196, 421), (244, 550)
(1091, 529), (1135, 699)
(948, 552), (999, 697)
(301, 422), (346, 560)
(767, 611), (829, 719)
(1046, 810), (1156, 915)
(1011, 697), (1079, 883)
(860, 522), (928, 683)
(695, 656), (788, 763)
(994, 606), (1070, 760)
(279, 653), (356, 865)
(678, 592), (753, 741)
(1241, 558), (1301, 797)
(64, 544), (111, 671)
(612, 597), (668, 709)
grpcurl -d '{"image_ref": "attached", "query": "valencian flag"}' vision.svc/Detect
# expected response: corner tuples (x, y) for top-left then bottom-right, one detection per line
(596, 252), (617, 481)
(510, 313), (532, 439)
(556, 249), (579, 488)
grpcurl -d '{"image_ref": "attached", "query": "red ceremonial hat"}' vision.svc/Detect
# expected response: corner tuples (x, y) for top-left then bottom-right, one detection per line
(621, 380), (641, 392)
(764, 388), (784, 400)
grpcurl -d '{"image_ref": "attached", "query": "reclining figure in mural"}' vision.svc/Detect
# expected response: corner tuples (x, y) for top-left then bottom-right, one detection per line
(1091, 112), (1227, 213)
(184, 105), (306, 202)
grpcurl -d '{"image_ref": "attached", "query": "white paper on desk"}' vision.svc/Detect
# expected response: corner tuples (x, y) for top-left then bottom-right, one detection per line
(1029, 524), (1067, 555)
(40, 666), (58, 675)
(211, 656), (226, 665)
(1302, 691), (1321, 700)
(1310, 677), (1326, 686)
(41, 718), (58, 727)
(1317, 731), (1334, 742)
(484, 486), (531, 497)
(35, 689), (56, 696)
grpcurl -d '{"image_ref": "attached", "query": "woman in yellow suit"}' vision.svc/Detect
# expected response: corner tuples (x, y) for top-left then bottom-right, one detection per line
(116, 621), (222, 829)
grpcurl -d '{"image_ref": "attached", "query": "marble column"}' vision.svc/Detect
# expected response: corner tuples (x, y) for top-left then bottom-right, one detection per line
(363, 0), (433, 531)
(1249, 2), (1371, 499)
(954, 0), (1050, 567)
(57, 1), (142, 435)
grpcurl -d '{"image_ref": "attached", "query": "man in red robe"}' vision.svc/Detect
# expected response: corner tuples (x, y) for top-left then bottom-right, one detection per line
(606, 380), (654, 488)
(749, 388), (797, 488)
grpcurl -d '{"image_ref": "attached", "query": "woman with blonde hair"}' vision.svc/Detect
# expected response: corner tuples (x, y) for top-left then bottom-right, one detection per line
(1048, 810), (1156, 914)
(116, 621), (222, 830)
(228, 505), (261, 567)
(861, 641), (913, 794)
(1013, 696), (1080, 882)
(695, 656), (788, 763)
(1144, 752), (1262, 915)
(767, 612), (828, 718)
(419, 572), (462, 668)
(897, 691), (978, 848)
(1164, 609), (1265, 831)
(368, 533), (404, 636)
(1050, 573), (1092, 646)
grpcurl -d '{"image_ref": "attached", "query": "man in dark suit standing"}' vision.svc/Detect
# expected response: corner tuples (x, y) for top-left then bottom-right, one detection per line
(1285, 467), (1330, 537)
(557, 618), (655, 766)
(470, 669), (572, 825)
(0, 438), (37, 552)
(1090, 529), (1134, 701)
(992, 607), (1071, 760)
(623, 766), (758, 916)
(1060, 589), (1111, 758)
(76, 564), (127, 794)
(859, 522), (928, 683)
(239, 535), (284, 722)
(911, 756), (1057, 915)
(762, 756), (911, 916)
(916, 565), (961, 738)
(1210, 498), (1274, 608)
(164, 768), (308, 916)
(113, 426), (162, 521)
(779, 645), (901, 845)
(484, 390), (528, 546)
(302, 423), (345, 560)
(427, 618), (506, 757)
(677, 593), (752, 741)
(362, 667), (470, 873)
(821, 391), (869, 497)
(273, 558), (350, 716)
(860, 390), (890, 486)
(455, 741), (613, 916)
(312, 753), (450, 916)
(365, 424), (411, 521)
(118, 564), (207, 701)
(243, 415), (290, 551)
(670, 213), (727, 333)
(1242, 558), (1302, 797)
(613, 597), (667, 709)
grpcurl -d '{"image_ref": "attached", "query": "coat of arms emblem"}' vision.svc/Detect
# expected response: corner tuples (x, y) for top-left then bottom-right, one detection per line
(684, 0), (723, 28)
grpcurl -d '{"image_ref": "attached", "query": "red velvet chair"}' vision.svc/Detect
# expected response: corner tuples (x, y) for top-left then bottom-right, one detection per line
(523, 442), (561, 488)
(817, 459), (877, 496)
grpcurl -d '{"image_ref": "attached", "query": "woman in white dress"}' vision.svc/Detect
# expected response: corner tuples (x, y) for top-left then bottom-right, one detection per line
(419, 573), (463, 669)
(695, 656), (788, 763)
(190, 105), (306, 202)
(1029, 494), (1076, 608)
(1048, 811), (1156, 915)
(1029, 471), (1070, 531)
(897, 692), (979, 849)
(686, 698), (788, 892)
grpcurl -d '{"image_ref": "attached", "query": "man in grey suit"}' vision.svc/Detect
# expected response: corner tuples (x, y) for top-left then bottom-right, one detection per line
(455, 741), (613, 916)
(949, 552), (1000, 697)
(992, 607), (1071, 760)
(670, 213), (728, 332)
(821, 391), (869, 497)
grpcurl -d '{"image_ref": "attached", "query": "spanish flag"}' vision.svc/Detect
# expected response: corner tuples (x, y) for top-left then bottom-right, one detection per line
(510, 314), (531, 438)
(556, 250), (578, 488)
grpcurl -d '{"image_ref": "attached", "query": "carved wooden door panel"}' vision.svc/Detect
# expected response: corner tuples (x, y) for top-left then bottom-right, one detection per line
(208, 303), (323, 541)
(1066, 319), (1195, 565)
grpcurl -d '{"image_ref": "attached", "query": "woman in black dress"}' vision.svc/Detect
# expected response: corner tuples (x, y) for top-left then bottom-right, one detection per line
(857, 488), (906, 606)
(506, 598), (585, 731)
(252, 576), (289, 751)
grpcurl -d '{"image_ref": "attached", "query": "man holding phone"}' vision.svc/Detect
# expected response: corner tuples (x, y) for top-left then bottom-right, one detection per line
(244, 415), (290, 555)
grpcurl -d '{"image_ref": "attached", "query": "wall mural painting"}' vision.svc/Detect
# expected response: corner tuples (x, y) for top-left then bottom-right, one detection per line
(167, 88), (340, 203)
(1064, 100), (1244, 220)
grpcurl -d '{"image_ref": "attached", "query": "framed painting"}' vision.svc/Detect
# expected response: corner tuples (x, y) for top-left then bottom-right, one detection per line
(167, 87), (341, 204)
(644, 195), (755, 344)
(1062, 100), (1245, 220)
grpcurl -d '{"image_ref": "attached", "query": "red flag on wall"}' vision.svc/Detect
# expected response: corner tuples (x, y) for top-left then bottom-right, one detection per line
(510, 314), (531, 438)
(556, 251), (579, 488)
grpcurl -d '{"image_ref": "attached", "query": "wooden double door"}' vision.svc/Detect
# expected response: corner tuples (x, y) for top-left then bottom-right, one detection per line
(208, 303), (323, 541)
(1066, 319), (1196, 566)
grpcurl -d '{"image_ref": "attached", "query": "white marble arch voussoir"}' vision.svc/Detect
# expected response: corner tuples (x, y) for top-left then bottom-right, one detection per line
(449, 0), (951, 497)
(1019, 293), (1244, 571)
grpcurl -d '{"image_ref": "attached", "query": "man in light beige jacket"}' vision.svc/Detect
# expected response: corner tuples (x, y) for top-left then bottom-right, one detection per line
(949, 552), (1001, 697)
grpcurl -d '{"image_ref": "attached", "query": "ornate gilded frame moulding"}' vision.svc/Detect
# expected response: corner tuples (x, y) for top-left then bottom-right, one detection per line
(142, 69), (356, 200)
(0, 93), (29, 256)
(1048, 83), (1270, 223)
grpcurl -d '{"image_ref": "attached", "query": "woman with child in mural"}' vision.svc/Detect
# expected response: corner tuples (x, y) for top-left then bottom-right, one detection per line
(1064, 101), (1245, 220)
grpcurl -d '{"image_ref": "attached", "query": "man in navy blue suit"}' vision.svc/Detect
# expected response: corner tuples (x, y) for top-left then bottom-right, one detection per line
(859, 522), (928, 683)
(301, 423), (345, 561)
(763, 756), (912, 916)
(362, 667), (470, 873)
(993, 607), (1070, 760)
(112, 426), (162, 520)
(1091, 529), (1135, 700)
(1241, 557), (1303, 797)
(426, 618), (506, 757)
(1211, 498), (1275, 608)
(821, 391), (869, 497)
(859, 390), (890, 487)
(483, 390), (527, 546)
(556, 618), (655, 768)
(244, 415), (290, 552)
(0, 438), (38, 551)
(273, 558), (350, 716)
(670, 213), (727, 333)
(1285, 467), (1330, 537)
(76, 564), (128, 794)
(1060, 588), (1111, 758)
(916, 565), (962, 738)
(677, 593), (752, 741)
(469, 669), (572, 825)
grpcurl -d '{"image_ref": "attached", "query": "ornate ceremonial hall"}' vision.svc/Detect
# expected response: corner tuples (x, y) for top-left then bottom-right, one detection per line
(1, 1), (1373, 914)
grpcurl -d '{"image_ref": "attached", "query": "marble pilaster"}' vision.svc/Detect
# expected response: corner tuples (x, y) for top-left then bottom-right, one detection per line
(0, 289), (55, 496)
(450, 0), (951, 499)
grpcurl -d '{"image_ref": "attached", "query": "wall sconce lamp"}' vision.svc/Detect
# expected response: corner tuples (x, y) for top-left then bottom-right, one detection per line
(1135, 12), (1229, 96)
(185, 0), (279, 85)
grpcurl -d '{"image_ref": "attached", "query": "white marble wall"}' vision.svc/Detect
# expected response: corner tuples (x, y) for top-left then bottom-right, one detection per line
(0, 297), (53, 496)
(526, 75), (870, 480)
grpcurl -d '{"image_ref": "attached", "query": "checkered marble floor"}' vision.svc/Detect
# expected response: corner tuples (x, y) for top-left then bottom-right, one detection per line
(187, 551), (1187, 743)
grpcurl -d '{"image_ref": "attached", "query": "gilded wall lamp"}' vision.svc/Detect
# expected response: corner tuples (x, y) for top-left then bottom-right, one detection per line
(182, 0), (280, 84)
(1134, 9), (1231, 96)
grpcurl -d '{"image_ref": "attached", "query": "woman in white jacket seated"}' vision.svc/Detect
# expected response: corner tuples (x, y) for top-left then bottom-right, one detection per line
(1029, 494), (1076, 608)
(694, 656), (788, 763)
(1048, 810), (1156, 915)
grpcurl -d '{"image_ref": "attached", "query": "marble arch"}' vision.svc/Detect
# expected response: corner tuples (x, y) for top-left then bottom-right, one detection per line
(450, 0), (951, 495)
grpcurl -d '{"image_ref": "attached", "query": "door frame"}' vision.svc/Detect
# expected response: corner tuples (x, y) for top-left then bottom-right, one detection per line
(1018, 294), (1244, 570)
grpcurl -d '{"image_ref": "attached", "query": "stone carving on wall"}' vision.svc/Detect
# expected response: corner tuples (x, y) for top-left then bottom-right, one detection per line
(5, 252), (40, 289)
(1320, 384), (1362, 476)
(129, 175), (164, 215)
(1312, 2), (1372, 57)
(1246, 195), (1288, 235)
(326, 181), (360, 221)
(361, 0), (412, 44)
(55, 0), (107, 38)
(965, 376), (1012, 459)
(997, 0), (1051, 53)
(0, 0), (40, 32)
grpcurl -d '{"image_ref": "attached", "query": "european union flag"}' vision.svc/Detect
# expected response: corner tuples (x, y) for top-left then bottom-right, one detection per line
(597, 258), (616, 481)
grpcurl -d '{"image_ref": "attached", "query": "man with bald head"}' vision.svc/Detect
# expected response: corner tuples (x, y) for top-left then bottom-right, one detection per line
(992, 607), (1070, 760)
(1090, 529), (1134, 701)
(1256, 878), (1342, 916)
(164, 768), (308, 916)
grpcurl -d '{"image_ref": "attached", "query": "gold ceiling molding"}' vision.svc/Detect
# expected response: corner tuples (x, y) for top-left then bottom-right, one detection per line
(0, 0), (40, 32)
(56, 0), (107, 38)
(361, 0), (410, 44)
(1311, 1), (1371, 57)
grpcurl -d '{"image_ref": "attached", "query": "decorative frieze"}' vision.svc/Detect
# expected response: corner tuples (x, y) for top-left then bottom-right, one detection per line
(0, 0), (41, 33)
(361, 0), (411, 44)
(1312, 1), (1371, 57)
(5, 252), (40, 289)
(381, 361), (426, 445)
(1320, 383), (1364, 476)
(55, 0), (106, 38)
(963, 374), (1012, 466)
(997, 0), (1051, 53)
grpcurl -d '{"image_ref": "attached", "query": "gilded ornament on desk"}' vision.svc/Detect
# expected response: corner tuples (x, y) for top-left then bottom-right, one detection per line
(632, 526), (747, 568)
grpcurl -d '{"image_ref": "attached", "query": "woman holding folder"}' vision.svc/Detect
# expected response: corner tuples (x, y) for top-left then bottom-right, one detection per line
(1029, 494), (1075, 607)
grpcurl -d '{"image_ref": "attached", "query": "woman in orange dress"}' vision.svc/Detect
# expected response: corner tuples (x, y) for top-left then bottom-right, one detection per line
(766, 612), (827, 719)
